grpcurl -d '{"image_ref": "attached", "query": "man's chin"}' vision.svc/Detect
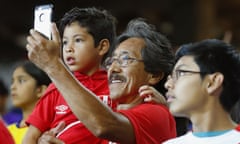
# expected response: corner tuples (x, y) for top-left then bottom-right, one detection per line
(110, 94), (119, 100)
(110, 92), (122, 101)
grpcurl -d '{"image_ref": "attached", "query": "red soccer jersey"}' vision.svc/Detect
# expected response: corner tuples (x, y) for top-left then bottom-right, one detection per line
(103, 103), (176, 144)
(26, 70), (116, 143)
(0, 119), (14, 144)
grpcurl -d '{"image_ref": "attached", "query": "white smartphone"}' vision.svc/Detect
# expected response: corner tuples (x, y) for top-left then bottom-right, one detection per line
(34, 4), (53, 39)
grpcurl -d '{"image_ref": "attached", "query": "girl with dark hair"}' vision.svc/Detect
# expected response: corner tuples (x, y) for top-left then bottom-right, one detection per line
(8, 61), (51, 144)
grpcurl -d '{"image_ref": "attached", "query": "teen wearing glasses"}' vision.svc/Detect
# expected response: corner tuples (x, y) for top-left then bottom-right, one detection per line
(26, 18), (176, 144)
(162, 39), (240, 143)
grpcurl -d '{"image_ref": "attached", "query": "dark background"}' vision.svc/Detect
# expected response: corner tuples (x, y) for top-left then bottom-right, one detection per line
(0, 0), (240, 62)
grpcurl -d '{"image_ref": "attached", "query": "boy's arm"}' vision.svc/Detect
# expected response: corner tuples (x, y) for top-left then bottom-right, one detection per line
(22, 125), (42, 144)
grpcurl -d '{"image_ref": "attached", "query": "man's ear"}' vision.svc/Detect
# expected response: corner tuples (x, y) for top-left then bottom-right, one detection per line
(97, 39), (110, 56)
(148, 72), (164, 85)
(206, 72), (224, 94)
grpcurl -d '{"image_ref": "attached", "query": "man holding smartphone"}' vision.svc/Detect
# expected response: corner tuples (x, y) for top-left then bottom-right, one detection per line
(25, 14), (177, 143)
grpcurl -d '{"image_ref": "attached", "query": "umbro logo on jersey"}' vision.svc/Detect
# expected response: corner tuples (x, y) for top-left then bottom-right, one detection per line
(55, 105), (68, 114)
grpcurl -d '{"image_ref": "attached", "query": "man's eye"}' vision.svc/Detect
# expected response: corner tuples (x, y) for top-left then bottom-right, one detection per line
(178, 71), (186, 77)
(121, 55), (130, 61)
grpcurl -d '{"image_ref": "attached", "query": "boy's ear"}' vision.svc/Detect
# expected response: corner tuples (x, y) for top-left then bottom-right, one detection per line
(36, 85), (48, 98)
(206, 72), (224, 95)
(97, 39), (110, 56)
(148, 72), (164, 85)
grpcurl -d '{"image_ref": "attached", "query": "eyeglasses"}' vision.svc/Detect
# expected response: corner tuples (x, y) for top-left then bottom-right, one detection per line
(104, 55), (143, 69)
(169, 69), (207, 82)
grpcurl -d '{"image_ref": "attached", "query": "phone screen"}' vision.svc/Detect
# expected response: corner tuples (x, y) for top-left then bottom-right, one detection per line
(34, 4), (53, 39)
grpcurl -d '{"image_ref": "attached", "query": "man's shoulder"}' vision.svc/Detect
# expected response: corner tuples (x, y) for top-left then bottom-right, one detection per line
(119, 103), (172, 120)
(136, 103), (170, 113)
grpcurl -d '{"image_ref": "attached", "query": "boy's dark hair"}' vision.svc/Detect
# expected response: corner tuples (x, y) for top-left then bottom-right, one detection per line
(59, 7), (117, 63)
(176, 39), (240, 112)
(20, 61), (51, 86)
(115, 18), (175, 94)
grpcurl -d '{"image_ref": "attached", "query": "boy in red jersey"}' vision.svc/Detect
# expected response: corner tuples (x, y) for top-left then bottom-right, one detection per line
(23, 7), (117, 144)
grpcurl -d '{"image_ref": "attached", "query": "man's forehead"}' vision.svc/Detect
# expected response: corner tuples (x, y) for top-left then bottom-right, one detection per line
(112, 51), (129, 56)
(113, 38), (145, 56)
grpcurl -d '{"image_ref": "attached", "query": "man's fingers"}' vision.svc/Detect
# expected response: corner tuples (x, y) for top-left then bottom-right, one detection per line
(46, 135), (65, 144)
(38, 122), (66, 144)
(38, 135), (65, 144)
(30, 29), (47, 42)
(51, 23), (61, 44)
(50, 121), (66, 135)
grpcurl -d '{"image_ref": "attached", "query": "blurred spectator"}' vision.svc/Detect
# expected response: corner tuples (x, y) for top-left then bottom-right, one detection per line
(7, 61), (51, 144)
(0, 78), (22, 125)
